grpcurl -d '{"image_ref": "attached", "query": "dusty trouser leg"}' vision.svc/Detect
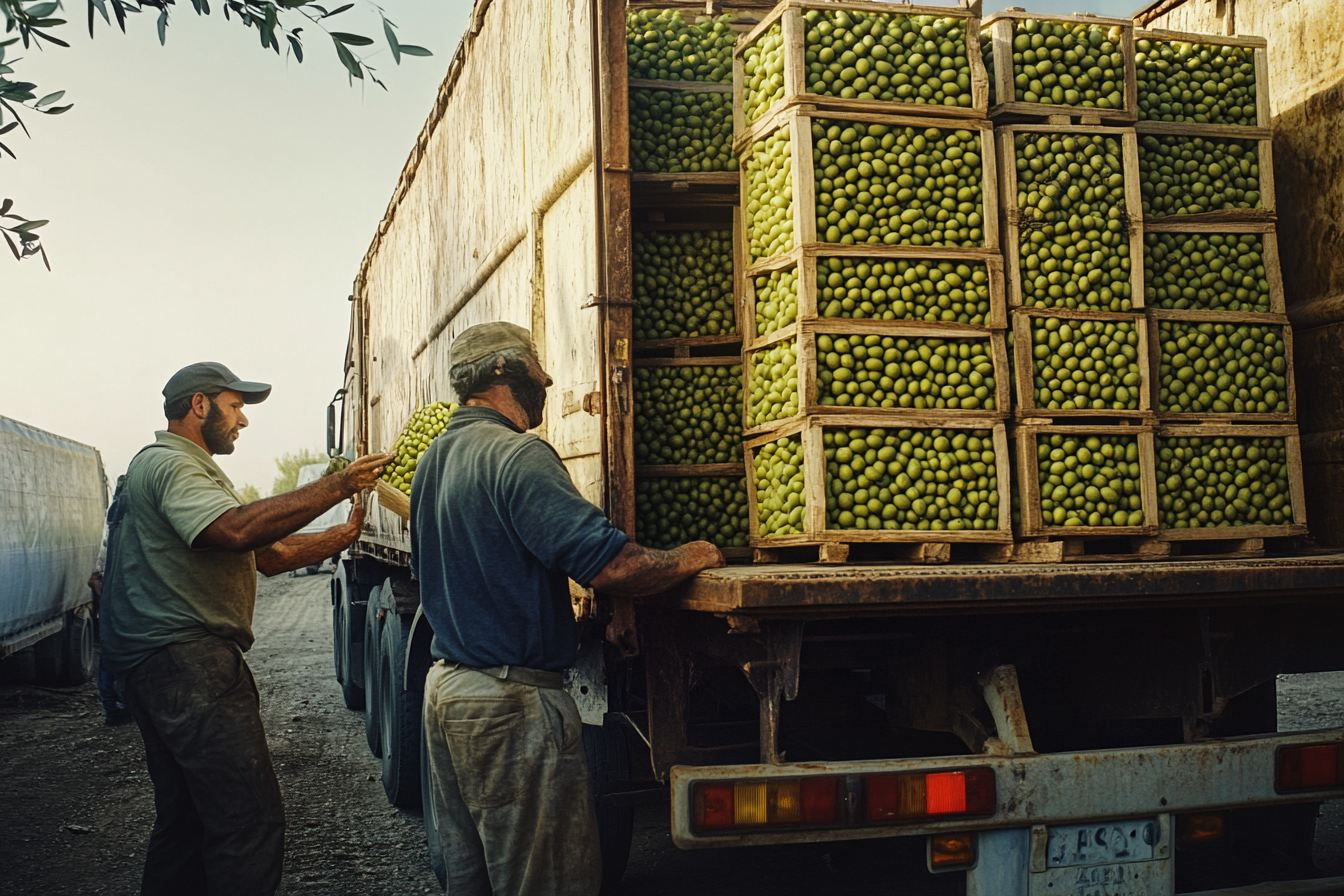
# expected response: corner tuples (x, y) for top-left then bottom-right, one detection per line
(423, 662), (492, 896)
(121, 636), (286, 896)
(423, 662), (602, 896)
(126, 702), (208, 895)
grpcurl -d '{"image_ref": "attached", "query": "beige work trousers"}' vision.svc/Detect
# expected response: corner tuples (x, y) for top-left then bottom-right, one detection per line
(423, 661), (602, 896)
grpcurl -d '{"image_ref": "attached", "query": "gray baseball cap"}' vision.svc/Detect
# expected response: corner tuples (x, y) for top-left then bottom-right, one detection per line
(163, 362), (272, 406)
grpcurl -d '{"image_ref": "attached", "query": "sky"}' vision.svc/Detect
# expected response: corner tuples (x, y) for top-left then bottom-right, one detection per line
(2, 0), (1140, 496)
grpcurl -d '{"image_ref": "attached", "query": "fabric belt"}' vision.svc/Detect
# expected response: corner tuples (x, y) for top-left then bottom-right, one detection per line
(443, 661), (565, 690)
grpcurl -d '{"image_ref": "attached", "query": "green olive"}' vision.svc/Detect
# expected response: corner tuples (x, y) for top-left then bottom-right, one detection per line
(634, 365), (743, 464)
(755, 437), (807, 536)
(754, 268), (800, 338)
(1136, 39), (1258, 126)
(1156, 320), (1288, 414)
(1029, 316), (1142, 411)
(1156, 435), (1293, 528)
(633, 230), (735, 339)
(748, 340), (799, 427)
(816, 333), (995, 410)
(816, 256), (992, 324)
(812, 120), (984, 248)
(1139, 134), (1262, 217)
(626, 9), (737, 83)
(823, 426), (999, 531)
(742, 21), (785, 122)
(630, 89), (737, 174)
(636, 476), (749, 548)
(801, 10), (973, 109)
(1144, 232), (1269, 312)
(746, 126), (794, 262)
(1035, 432), (1145, 527)
(382, 401), (459, 493)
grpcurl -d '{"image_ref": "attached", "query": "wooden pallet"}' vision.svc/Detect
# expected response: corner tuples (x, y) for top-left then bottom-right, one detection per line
(994, 124), (1145, 312)
(1146, 309), (1296, 423)
(744, 413), (1014, 546)
(1010, 307), (1154, 420)
(753, 540), (953, 565)
(982, 10), (1137, 124)
(1133, 28), (1270, 136)
(738, 106), (999, 273)
(1141, 220), (1285, 315)
(733, 0), (989, 144)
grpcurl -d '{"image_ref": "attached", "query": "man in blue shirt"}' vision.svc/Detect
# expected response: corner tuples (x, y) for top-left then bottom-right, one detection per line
(412, 322), (723, 896)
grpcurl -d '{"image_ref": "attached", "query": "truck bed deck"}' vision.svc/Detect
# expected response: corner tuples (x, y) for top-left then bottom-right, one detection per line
(671, 552), (1344, 617)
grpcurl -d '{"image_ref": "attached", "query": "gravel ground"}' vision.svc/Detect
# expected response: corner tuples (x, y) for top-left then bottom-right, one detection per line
(0, 573), (1341, 895)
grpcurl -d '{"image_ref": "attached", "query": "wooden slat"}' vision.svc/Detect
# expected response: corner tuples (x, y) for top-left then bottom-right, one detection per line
(636, 463), (746, 477)
(1136, 27), (1266, 49)
(781, 6), (806, 113)
(634, 335), (743, 352)
(634, 355), (742, 368)
(628, 79), (734, 93)
(606, 0), (636, 536)
(790, 109), (816, 247)
(375, 479), (411, 521)
(632, 172), (740, 186)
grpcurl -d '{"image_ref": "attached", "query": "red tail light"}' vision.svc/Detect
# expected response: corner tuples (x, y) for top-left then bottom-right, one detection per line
(1277, 743), (1344, 792)
(866, 769), (996, 822)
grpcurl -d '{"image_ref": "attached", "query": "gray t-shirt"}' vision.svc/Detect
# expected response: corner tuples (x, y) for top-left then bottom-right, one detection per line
(101, 431), (255, 674)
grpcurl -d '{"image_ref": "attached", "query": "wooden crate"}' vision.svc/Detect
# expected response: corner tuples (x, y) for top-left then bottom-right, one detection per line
(632, 353), (746, 468)
(742, 244), (1006, 344)
(1153, 423), (1307, 540)
(1147, 309), (1295, 423)
(738, 107), (999, 269)
(981, 11), (1137, 123)
(1136, 128), (1275, 223)
(1012, 421), (1159, 538)
(632, 207), (745, 346)
(634, 462), (753, 558)
(733, 0), (988, 139)
(1141, 220), (1284, 315)
(629, 81), (738, 179)
(994, 124), (1145, 311)
(1133, 29), (1270, 137)
(1010, 307), (1153, 420)
(743, 413), (1014, 547)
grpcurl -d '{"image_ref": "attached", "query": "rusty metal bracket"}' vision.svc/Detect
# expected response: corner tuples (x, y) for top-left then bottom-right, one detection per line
(739, 621), (804, 765)
(980, 664), (1036, 755)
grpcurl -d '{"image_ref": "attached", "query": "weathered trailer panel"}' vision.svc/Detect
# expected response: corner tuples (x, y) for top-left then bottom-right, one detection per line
(1136, 0), (1344, 546)
(0, 416), (106, 650)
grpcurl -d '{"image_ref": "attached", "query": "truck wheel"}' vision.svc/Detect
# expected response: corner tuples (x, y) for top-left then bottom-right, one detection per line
(333, 580), (364, 711)
(379, 611), (422, 809)
(364, 587), (384, 758)
(584, 722), (634, 893)
(420, 722), (447, 888)
(32, 629), (64, 685)
(60, 608), (95, 686)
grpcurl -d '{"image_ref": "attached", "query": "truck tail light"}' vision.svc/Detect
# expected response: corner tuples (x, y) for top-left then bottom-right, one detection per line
(929, 833), (976, 869)
(1177, 813), (1225, 845)
(1276, 743), (1344, 792)
(691, 767), (994, 834)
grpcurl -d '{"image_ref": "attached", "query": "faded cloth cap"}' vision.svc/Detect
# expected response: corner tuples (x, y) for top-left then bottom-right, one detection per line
(449, 322), (538, 369)
(163, 362), (272, 406)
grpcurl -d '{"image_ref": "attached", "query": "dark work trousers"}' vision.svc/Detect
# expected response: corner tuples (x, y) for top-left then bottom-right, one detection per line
(120, 635), (285, 896)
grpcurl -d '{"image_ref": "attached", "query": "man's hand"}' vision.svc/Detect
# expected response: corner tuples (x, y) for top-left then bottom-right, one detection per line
(255, 499), (368, 577)
(594, 540), (727, 658)
(335, 453), (396, 496)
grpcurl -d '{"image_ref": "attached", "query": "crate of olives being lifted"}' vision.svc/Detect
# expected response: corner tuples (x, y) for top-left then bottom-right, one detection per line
(743, 320), (1009, 438)
(980, 10), (1136, 123)
(1147, 309), (1295, 423)
(1134, 30), (1270, 137)
(1011, 307), (1152, 421)
(733, 0), (989, 144)
(740, 108), (999, 271)
(744, 415), (1013, 555)
(995, 124), (1145, 312)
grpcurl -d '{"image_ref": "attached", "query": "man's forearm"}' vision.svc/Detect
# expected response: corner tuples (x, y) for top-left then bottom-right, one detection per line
(590, 542), (707, 597)
(198, 477), (349, 552)
(255, 527), (356, 577)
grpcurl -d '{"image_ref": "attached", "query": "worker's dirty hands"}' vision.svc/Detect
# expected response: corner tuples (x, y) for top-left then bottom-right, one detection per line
(338, 453), (396, 495)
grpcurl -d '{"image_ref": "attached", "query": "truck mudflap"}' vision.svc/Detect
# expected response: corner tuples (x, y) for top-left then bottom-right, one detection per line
(669, 728), (1344, 853)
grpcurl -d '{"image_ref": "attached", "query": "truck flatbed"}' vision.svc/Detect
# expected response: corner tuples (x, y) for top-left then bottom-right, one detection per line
(671, 552), (1344, 617)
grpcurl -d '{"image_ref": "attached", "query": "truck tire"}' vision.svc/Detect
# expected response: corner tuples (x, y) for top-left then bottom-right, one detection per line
(379, 611), (422, 809)
(332, 577), (364, 711)
(60, 607), (95, 686)
(420, 723), (447, 888)
(584, 722), (634, 893)
(364, 586), (384, 758)
(32, 629), (63, 685)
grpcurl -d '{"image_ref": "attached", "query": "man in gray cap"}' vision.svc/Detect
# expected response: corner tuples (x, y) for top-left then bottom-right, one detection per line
(412, 323), (724, 896)
(100, 362), (393, 896)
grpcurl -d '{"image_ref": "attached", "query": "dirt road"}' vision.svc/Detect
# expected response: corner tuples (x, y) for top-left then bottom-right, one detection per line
(1, 572), (1341, 895)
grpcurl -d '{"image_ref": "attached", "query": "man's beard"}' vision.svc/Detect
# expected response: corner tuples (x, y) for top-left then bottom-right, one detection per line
(202, 398), (238, 454)
(505, 378), (547, 430)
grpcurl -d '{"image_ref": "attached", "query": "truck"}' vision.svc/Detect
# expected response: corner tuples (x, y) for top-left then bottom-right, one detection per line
(328, 0), (1344, 891)
(0, 415), (107, 686)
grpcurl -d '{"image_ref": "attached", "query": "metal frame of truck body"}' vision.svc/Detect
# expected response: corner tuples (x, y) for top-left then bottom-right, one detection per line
(337, 0), (1344, 887)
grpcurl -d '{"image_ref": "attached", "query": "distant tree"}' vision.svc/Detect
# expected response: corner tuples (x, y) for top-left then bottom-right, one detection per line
(271, 448), (325, 496)
(237, 483), (261, 503)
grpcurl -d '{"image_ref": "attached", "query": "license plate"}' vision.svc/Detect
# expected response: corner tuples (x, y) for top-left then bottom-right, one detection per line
(1046, 818), (1160, 868)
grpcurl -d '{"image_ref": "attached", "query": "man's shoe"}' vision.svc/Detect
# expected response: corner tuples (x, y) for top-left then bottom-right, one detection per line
(104, 708), (133, 727)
